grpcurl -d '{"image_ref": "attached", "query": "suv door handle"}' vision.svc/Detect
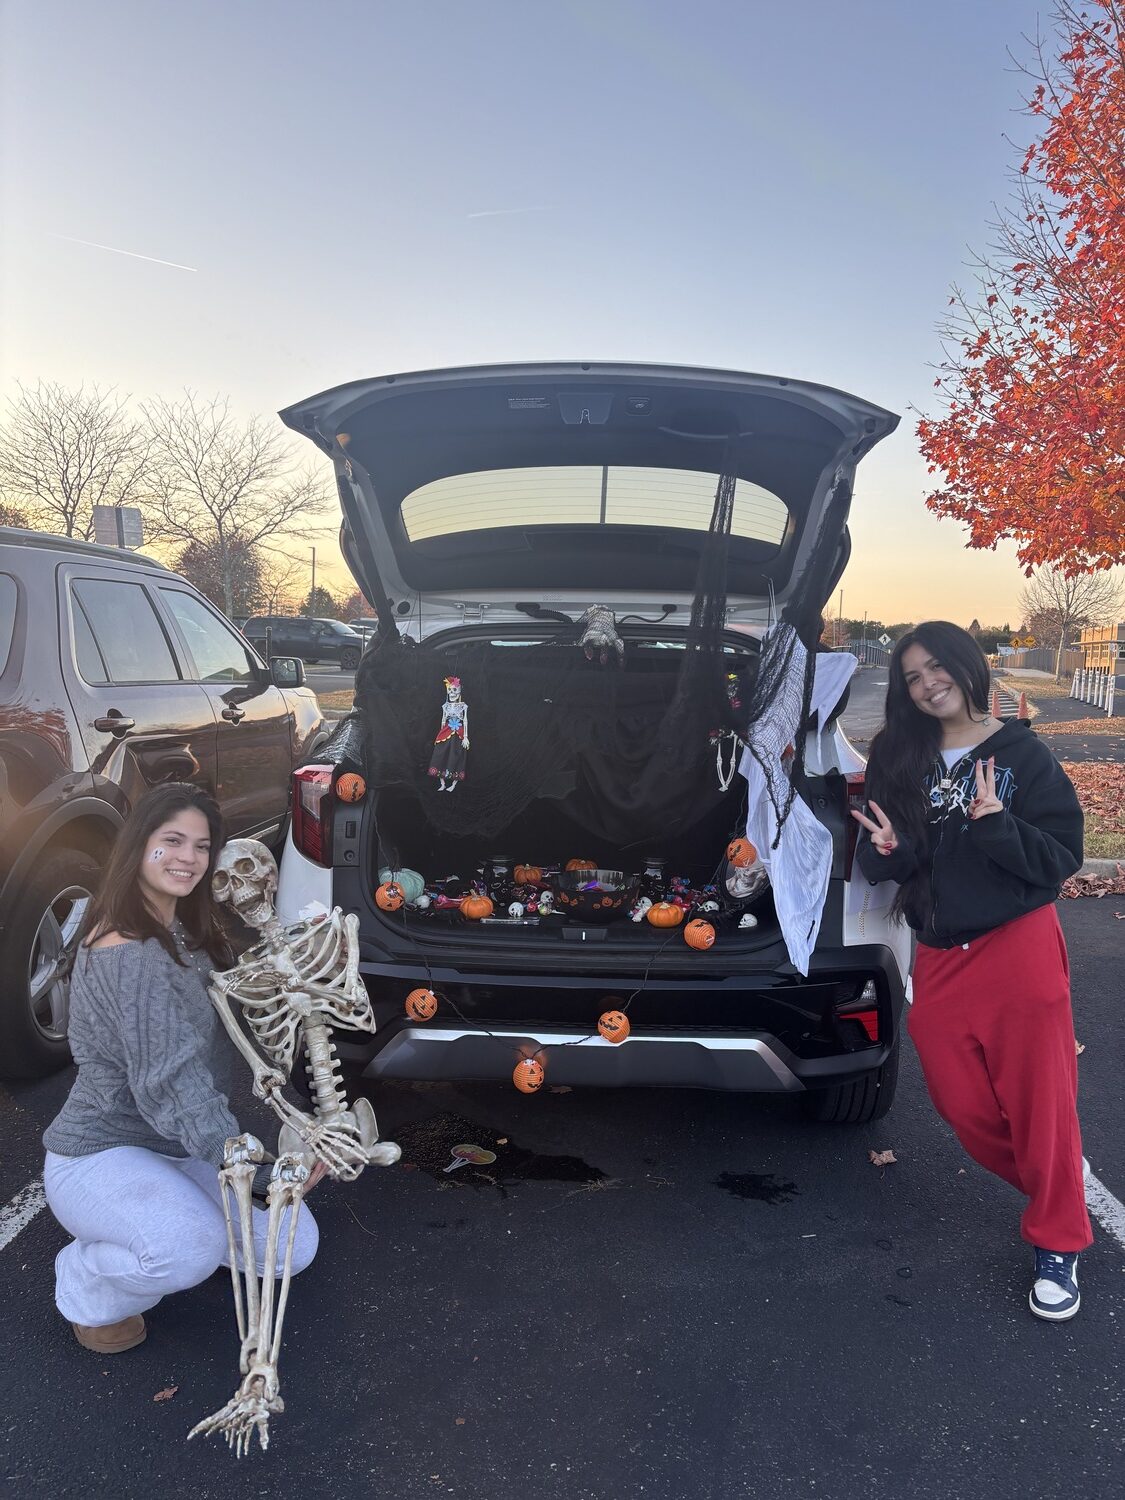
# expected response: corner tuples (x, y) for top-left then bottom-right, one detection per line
(93, 713), (136, 735)
(221, 705), (246, 723)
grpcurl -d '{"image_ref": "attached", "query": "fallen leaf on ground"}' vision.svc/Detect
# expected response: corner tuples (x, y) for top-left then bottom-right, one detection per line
(455, 1417), (466, 1426)
(1075, 1040), (1086, 1054)
(548, 1085), (573, 1094)
(152, 1386), (178, 1403)
(495, 1137), (508, 1145)
(869, 1149), (897, 1167)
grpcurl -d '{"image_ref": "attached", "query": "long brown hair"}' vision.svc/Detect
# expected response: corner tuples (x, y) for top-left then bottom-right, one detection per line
(866, 621), (993, 924)
(83, 783), (229, 965)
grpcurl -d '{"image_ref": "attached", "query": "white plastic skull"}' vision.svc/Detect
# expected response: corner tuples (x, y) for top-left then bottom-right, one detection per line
(212, 839), (279, 929)
(537, 891), (554, 914)
(508, 901), (525, 919)
(631, 897), (653, 922)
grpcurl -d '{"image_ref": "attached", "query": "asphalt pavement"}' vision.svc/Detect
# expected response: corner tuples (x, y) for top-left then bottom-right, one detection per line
(1, 894), (1123, 1499)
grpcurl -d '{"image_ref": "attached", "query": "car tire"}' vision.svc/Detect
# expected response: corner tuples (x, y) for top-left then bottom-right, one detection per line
(801, 1033), (900, 1124)
(340, 648), (360, 671)
(0, 848), (101, 1079)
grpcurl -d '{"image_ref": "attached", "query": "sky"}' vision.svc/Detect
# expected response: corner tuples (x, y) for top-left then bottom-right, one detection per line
(0, 0), (1056, 627)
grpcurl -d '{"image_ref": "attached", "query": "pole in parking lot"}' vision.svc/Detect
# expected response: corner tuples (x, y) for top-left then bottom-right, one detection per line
(308, 547), (316, 617)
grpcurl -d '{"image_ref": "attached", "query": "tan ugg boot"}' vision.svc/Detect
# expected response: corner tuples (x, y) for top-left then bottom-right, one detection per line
(70, 1315), (147, 1353)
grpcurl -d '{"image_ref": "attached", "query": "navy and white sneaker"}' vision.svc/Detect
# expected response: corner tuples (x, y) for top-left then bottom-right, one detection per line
(1029, 1249), (1080, 1321)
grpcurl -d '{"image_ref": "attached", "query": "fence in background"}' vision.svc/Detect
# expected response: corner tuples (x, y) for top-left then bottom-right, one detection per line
(1071, 668), (1117, 717)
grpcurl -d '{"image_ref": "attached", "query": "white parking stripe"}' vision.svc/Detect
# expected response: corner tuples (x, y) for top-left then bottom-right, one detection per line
(1086, 1172), (1125, 1253)
(0, 1178), (47, 1253)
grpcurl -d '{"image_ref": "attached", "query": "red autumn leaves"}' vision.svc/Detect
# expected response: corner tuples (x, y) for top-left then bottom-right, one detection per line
(918, 0), (1125, 574)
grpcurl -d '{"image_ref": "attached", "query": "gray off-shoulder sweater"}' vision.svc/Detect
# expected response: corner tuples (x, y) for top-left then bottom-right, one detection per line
(43, 930), (242, 1168)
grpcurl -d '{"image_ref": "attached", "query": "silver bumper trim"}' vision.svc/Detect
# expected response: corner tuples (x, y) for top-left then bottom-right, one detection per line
(361, 1026), (806, 1092)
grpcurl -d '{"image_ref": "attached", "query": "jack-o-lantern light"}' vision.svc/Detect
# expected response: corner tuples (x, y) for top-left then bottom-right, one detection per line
(335, 772), (367, 803)
(684, 919), (716, 951)
(404, 987), (439, 1021)
(512, 1055), (546, 1093)
(597, 1009), (631, 1043)
(726, 837), (758, 869)
(375, 881), (406, 911)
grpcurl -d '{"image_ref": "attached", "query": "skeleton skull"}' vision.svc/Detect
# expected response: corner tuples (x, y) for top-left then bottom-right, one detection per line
(213, 839), (279, 929)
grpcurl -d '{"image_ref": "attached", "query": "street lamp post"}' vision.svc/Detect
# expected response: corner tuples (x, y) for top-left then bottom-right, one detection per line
(308, 547), (316, 617)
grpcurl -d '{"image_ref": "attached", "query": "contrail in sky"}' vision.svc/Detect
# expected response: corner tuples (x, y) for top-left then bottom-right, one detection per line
(466, 206), (549, 219)
(50, 233), (197, 272)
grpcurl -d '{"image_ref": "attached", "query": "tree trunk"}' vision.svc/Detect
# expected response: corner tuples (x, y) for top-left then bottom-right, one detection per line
(1054, 626), (1066, 683)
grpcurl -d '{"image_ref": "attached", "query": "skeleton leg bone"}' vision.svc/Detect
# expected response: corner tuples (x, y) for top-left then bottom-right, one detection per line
(189, 1150), (310, 1457)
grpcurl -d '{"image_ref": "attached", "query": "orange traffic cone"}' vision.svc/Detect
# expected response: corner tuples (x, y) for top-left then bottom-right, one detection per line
(990, 688), (1002, 718)
(1017, 691), (1029, 719)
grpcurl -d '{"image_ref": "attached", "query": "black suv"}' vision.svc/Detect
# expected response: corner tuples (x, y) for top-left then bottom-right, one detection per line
(243, 615), (364, 670)
(0, 528), (328, 1078)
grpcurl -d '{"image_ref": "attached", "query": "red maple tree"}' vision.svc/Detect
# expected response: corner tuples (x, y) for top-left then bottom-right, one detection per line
(917, 0), (1125, 574)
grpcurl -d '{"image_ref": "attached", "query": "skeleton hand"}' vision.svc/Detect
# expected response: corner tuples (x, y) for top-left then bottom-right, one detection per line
(299, 1117), (370, 1179)
(252, 1066), (287, 1102)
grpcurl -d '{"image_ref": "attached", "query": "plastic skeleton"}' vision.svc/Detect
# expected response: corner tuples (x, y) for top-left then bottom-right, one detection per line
(577, 604), (625, 665)
(188, 839), (400, 1456)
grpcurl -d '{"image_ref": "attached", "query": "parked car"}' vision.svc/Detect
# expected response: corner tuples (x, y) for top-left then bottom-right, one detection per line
(272, 362), (911, 1123)
(0, 528), (328, 1078)
(243, 615), (364, 670)
(348, 618), (379, 643)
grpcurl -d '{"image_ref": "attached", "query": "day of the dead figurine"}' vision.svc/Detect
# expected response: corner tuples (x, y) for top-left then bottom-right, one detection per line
(428, 675), (469, 791)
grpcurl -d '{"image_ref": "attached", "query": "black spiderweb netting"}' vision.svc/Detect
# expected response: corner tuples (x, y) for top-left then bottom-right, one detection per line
(349, 446), (849, 849)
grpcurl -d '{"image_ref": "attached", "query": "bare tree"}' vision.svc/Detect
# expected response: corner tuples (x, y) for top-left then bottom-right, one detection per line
(256, 552), (307, 615)
(1018, 566), (1124, 679)
(0, 381), (151, 539)
(141, 393), (329, 618)
(0, 501), (29, 527)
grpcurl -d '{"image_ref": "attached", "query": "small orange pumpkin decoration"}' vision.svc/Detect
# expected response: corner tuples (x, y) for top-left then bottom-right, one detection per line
(460, 893), (494, 920)
(684, 919), (716, 950)
(404, 987), (439, 1021)
(513, 1056), (546, 1093)
(566, 858), (597, 872)
(727, 837), (758, 868)
(514, 865), (542, 885)
(335, 772), (367, 803)
(376, 880), (405, 910)
(597, 1009), (630, 1043)
(646, 901), (684, 928)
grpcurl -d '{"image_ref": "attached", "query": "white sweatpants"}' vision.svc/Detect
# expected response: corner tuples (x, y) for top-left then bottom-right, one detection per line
(44, 1147), (319, 1327)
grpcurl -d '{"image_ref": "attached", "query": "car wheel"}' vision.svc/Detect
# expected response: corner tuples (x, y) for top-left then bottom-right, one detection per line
(801, 1033), (900, 1124)
(0, 849), (101, 1079)
(340, 648), (360, 671)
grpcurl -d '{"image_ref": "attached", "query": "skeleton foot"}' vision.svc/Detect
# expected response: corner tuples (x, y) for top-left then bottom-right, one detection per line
(187, 1372), (284, 1457)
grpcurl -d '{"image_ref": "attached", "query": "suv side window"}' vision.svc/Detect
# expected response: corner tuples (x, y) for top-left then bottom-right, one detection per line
(71, 579), (181, 684)
(160, 589), (259, 683)
(0, 574), (16, 675)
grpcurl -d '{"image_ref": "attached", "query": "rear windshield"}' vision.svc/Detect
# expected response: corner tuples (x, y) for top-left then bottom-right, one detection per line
(400, 465), (788, 547)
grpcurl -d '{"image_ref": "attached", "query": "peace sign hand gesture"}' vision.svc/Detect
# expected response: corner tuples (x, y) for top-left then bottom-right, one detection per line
(969, 756), (1003, 819)
(850, 799), (899, 856)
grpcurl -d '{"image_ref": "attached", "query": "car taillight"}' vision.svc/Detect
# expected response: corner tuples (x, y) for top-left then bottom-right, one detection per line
(843, 770), (866, 881)
(292, 766), (334, 866)
(837, 980), (880, 1042)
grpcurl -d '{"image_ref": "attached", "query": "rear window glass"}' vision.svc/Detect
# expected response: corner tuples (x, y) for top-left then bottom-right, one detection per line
(400, 465), (789, 546)
(0, 574), (16, 674)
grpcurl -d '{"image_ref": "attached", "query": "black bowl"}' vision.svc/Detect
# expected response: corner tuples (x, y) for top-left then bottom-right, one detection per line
(550, 869), (641, 923)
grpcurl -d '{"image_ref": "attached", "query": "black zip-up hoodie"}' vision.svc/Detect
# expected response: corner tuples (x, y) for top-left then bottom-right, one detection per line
(857, 719), (1083, 948)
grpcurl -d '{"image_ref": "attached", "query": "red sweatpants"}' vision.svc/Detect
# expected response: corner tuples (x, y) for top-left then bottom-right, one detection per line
(908, 903), (1092, 1253)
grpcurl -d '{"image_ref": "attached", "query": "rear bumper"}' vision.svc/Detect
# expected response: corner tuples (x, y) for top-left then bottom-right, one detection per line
(339, 940), (905, 1093)
(358, 1024), (895, 1092)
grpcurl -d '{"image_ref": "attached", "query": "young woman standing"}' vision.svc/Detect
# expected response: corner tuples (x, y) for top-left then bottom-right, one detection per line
(852, 621), (1091, 1320)
(42, 784), (319, 1354)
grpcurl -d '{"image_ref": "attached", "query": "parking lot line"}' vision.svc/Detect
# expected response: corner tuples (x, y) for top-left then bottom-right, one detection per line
(1085, 1171), (1125, 1253)
(0, 1178), (46, 1253)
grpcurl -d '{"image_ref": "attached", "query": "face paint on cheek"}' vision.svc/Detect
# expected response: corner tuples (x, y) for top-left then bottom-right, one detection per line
(149, 848), (166, 863)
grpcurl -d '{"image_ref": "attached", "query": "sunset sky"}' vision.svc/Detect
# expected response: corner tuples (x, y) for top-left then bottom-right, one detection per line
(1, 0), (1058, 627)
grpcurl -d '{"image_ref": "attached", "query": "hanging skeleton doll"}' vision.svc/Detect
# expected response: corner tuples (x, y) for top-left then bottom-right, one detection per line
(187, 839), (400, 1456)
(428, 674), (469, 791)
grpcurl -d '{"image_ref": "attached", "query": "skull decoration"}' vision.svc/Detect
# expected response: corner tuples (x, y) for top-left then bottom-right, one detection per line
(508, 901), (525, 919)
(537, 890), (554, 915)
(212, 839), (279, 929)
